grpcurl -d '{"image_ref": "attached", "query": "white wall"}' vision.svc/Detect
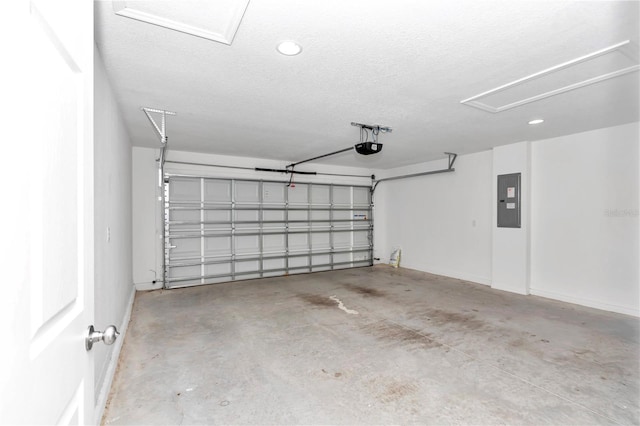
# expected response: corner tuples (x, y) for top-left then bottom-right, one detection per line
(132, 147), (374, 290)
(492, 141), (531, 294)
(374, 123), (639, 317)
(132, 147), (160, 289)
(530, 122), (639, 316)
(374, 151), (493, 285)
(132, 122), (639, 316)
(94, 48), (135, 421)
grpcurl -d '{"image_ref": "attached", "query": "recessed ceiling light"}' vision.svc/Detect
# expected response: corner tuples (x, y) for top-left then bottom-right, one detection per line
(528, 119), (544, 125)
(277, 41), (302, 56)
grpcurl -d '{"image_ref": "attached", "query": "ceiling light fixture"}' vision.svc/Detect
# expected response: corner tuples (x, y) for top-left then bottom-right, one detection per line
(277, 41), (302, 56)
(528, 119), (544, 125)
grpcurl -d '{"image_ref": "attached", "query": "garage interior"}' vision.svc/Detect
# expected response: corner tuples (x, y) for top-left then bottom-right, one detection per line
(89, 1), (639, 424)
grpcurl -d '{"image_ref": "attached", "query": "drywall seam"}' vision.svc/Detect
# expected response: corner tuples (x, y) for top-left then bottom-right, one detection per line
(94, 287), (135, 425)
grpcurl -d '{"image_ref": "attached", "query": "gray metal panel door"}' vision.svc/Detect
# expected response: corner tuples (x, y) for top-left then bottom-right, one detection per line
(164, 176), (373, 288)
(497, 173), (521, 228)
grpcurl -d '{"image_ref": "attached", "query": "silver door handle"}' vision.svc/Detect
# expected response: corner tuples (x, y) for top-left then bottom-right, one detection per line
(85, 325), (120, 351)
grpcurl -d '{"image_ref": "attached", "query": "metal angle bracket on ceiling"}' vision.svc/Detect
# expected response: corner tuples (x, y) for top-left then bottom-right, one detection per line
(371, 152), (458, 193)
(141, 107), (176, 183)
(350, 121), (393, 134)
(141, 107), (176, 145)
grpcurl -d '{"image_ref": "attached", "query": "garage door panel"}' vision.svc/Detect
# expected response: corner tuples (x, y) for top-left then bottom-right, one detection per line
(310, 185), (330, 203)
(204, 210), (230, 222)
(235, 235), (259, 254)
(170, 224), (200, 234)
(333, 186), (351, 205)
(353, 186), (370, 205)
(172, 278), (205, 287)
(311, 233), (330, 249)
(204, 236), (231, 256)
(169, 265), (200, 280)
(203, 179), (231, 202)
(235, 210), (259, 222)
(164, 177), (372, 288)
(333, 232), (352, 247)
(312, 254), (330, 265)
(353, 251), (371, 263)
(288, 234), (308, 251)
(235, 181), (260, 203)
(354, 230), (370, 246)
(264, 258), (285, 271)
(310, 210), (329, 222)
(170, 209), (200, 222)
(264, 234), (285, 252)
(263, 210), (285, 220)
(333, 251), (352, 263)
(288, 184), (308, 204)
(333, 210), (351, 221)
(262, 210), (286, 228)
(170, 178), (201, 201)
(170, 237), (200, 258)
(353, 208), (370, 218)
(263, 182), (285, 203)
(288, 210), (308, 221)
(203, 224), (231, 233)
(204, 262), (231, 277)
(236, 260), (259, 273)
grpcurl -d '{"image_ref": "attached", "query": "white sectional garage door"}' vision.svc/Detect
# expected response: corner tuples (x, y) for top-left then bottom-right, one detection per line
(164, 175), (373, 288)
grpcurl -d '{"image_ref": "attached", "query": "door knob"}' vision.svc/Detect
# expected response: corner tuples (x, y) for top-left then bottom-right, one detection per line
(85, 325), (120, 351)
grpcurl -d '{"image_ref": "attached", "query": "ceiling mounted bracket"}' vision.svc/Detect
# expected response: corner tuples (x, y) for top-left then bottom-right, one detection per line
(350, 122), (393, 134)
(445, 152), (457, 169)
(141, 107), (176, 145)
(142, 107), (177, 186)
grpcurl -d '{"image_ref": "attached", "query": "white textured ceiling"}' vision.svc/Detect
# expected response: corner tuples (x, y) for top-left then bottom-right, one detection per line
(95, 0), (640, 169)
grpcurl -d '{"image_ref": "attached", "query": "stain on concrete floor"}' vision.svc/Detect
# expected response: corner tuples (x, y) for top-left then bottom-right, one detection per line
(103, 266), (640, 425)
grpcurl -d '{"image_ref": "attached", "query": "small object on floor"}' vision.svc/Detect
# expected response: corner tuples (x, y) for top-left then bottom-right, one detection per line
(389, 247), (401, 268)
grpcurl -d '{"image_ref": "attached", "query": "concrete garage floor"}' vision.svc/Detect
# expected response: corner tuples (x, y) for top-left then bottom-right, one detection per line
(103, 266), (639, 425)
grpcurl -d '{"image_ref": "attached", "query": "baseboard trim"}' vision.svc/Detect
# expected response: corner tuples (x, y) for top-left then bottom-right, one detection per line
(94, 287), (136, 425)
(530, 287), (639, 317)
(491, 281), (529, 295)
(134, 280), (164, 291)
(402, 263), (491, 286)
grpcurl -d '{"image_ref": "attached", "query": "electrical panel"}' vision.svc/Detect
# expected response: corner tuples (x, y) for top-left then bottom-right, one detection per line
(497, 173), (521, 228)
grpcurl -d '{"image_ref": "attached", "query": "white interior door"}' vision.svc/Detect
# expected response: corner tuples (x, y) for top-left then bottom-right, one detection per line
(0, 0), (95, 424)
